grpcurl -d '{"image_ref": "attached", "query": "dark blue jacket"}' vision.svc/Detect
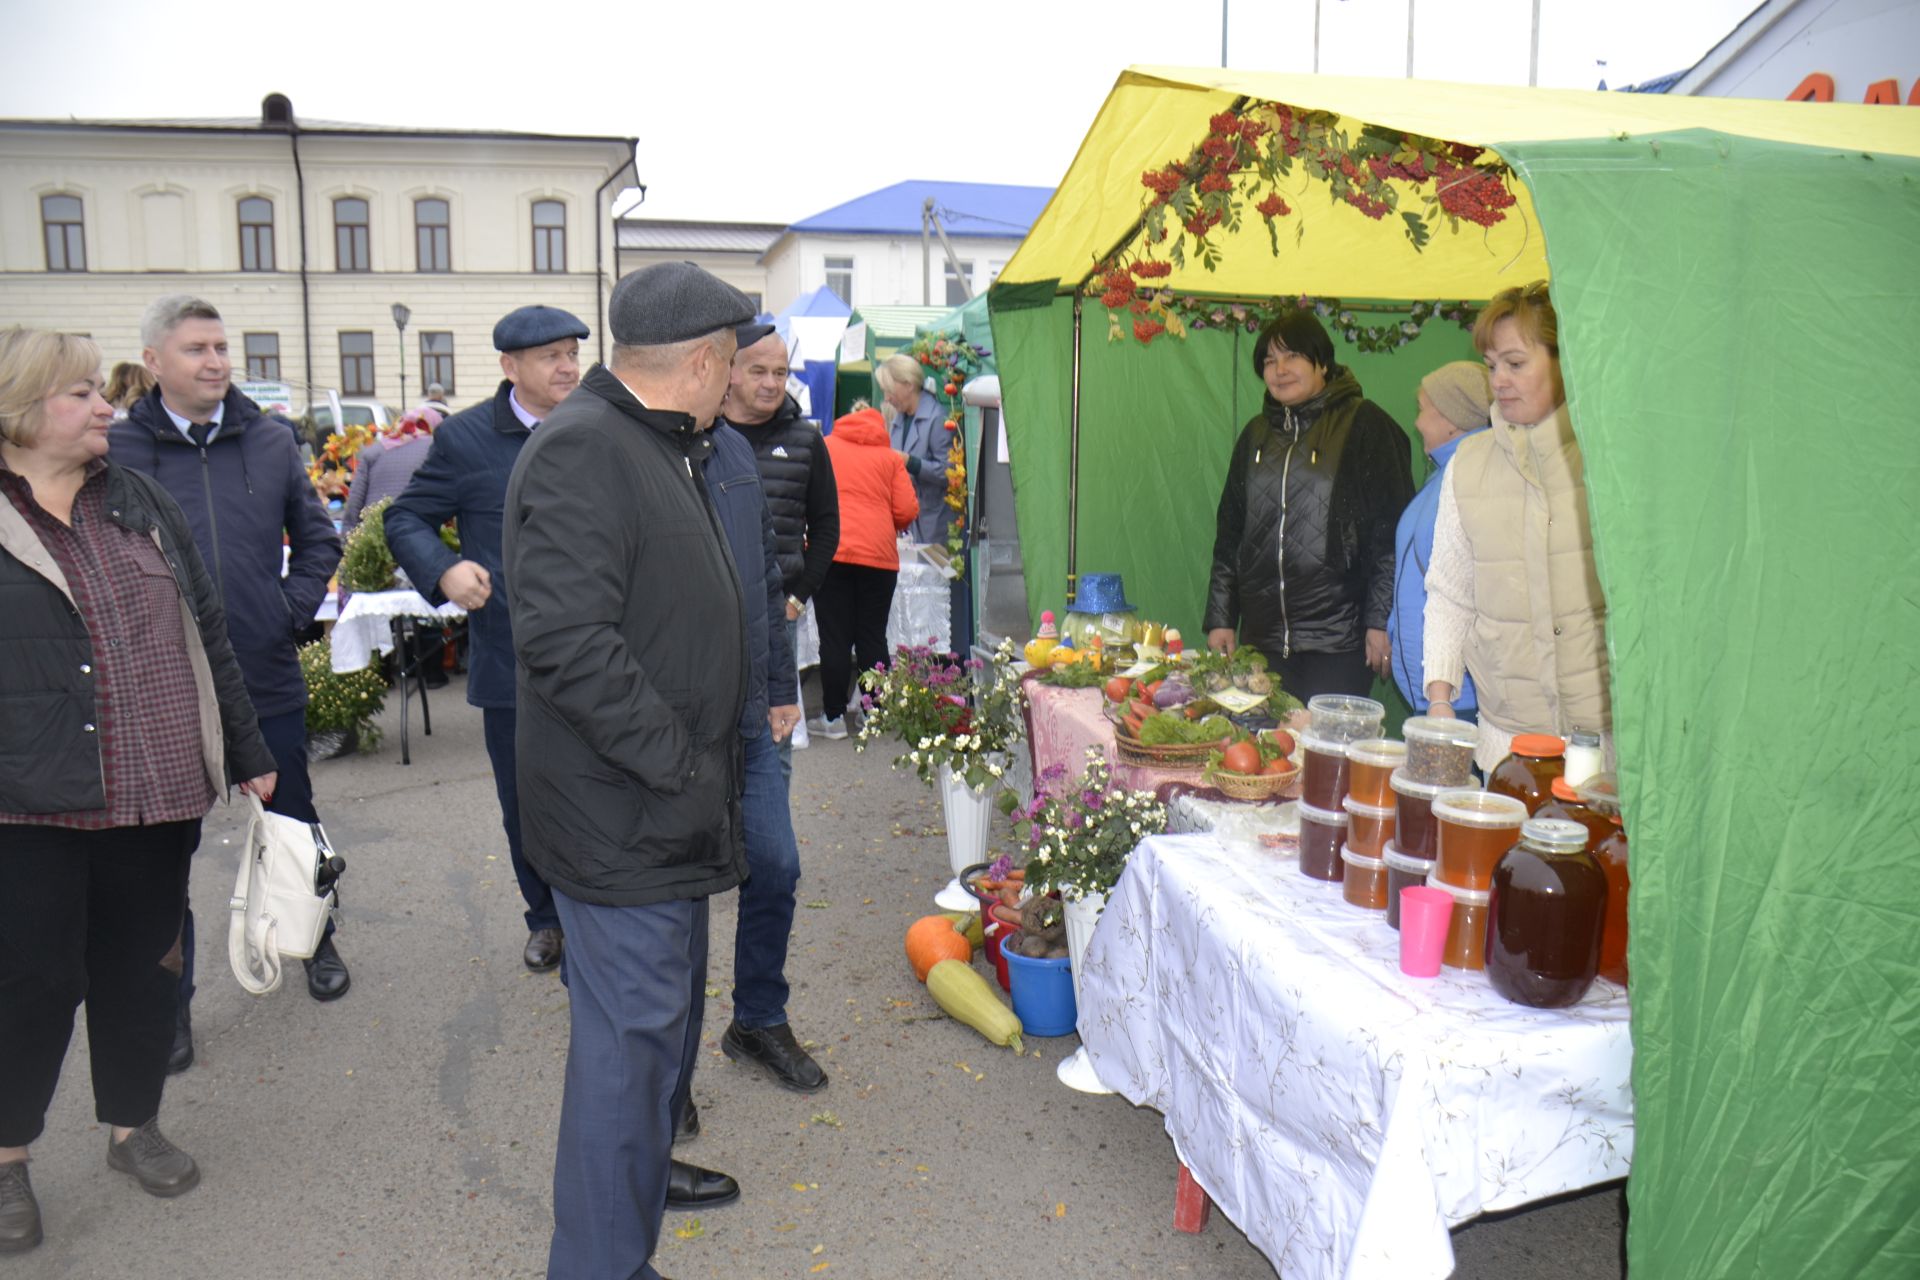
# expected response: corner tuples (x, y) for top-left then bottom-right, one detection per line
(384, 380), (527, 709)
(705, 424), (796, 736)
(110, 386), (341, 718)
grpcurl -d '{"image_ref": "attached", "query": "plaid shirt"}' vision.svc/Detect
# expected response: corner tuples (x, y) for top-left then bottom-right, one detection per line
(0, 462), (214, 828)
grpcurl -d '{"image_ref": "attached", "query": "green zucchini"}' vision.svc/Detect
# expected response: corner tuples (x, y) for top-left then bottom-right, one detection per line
(926, 959), (1023, 1054)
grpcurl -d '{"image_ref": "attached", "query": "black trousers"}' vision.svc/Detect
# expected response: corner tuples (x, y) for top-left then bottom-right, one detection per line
(1260, 645), (1376, 705)
(815, 562), (897, 720)
(0, 820), (199, 1146)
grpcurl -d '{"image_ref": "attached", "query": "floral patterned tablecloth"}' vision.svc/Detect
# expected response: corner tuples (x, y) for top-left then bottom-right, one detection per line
(1079, 833), (1633, 1280)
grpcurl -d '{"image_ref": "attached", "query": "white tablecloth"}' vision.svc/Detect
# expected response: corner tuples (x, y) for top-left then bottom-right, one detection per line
(794, 561), (951, 668)
(330, 589), (466, 673)
(1080, 833), (1633, 1280)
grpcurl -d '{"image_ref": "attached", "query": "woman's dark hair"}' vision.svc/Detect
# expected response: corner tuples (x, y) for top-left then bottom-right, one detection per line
(1251, 310), (1336, 378)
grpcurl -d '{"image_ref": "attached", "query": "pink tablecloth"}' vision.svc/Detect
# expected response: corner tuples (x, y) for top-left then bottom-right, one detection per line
(1023, 678), (1200, 795)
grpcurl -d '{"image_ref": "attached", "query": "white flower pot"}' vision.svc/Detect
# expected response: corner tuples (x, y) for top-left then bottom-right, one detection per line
(1057, 888), (1115, 1094)
(936, 763), (992, 910)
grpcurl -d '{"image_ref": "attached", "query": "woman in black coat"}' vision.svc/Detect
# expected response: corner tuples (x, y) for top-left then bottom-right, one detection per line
(1204, 311), (1415, 703)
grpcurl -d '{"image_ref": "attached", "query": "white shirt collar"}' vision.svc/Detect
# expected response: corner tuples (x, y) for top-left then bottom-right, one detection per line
(160, 397), (225, 444)
(508, 387), (541, 429)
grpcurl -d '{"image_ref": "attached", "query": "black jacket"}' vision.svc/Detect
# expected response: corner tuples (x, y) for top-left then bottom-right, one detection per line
(110, 387), (342, 718)
(706, 423), (797, 736)
(385, 380), (529, 709)
(721, 395), (840, 603)
(1205, 367), (1414, 659)
(0, 461), (277, 816)
(504, 365), (748, 907)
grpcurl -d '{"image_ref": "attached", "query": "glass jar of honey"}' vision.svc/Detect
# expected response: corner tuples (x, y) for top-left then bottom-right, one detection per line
(1297, 802), (1349, 882)
(1432, 789), (1528, 891)
(1345, 739), (1406, 807)
(1575, 774), (1629, 985)
(1534, 777), (1612, 850)
(1486, 818), (1609, 1008)
(1486, 734), (1567, 815)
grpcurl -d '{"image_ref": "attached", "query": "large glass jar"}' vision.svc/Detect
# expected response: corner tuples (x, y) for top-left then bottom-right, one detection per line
(1535, 778), (1612, 850)
(1061, 607), (1140, 651)
(1486, 734), (1567, 815)
(1486, 817), (1609, 1008)
(1577, 774), (1630, 986)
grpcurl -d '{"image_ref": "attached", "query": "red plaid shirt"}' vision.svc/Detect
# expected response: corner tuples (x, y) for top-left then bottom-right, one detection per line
(0, 462), (214, 828)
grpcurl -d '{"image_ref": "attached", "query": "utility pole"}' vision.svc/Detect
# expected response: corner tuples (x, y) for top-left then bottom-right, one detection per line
(1529, 0), (1542, 86)
(1221, 0), (1229, 68)
(1313, 0), (1322, 74)
(1407, 0), (1416, 77)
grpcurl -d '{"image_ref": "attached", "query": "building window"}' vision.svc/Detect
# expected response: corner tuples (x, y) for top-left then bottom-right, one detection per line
(334, 198), (370, 272)
(987, 259), (1006, 284)
(824, 256), (853, 303)
(238, 196), (275, 272)
(244, 333), (280, 380)
(532, 200), (566, 273)
(420, 331), (455, 395)
(415, 198), (450, 273)
(944, 259), (974, 306)
(339, 331), (375, 395)
(41, 194), (86, 272)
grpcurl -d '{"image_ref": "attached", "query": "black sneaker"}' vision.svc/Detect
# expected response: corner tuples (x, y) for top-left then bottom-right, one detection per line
(720, 1021), (827, 1093)
(0, 1161), (40, 1254)
(166, 1000), (194, 1075)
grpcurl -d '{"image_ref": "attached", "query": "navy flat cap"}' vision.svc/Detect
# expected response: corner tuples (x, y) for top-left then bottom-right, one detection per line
(611, 262), (768, 347)
(493, 305), (589, 353)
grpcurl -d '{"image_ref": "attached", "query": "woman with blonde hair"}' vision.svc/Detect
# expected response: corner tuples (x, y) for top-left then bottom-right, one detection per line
(0, 328), (277, 1252)
(872, 352), (950, 543)
(1421, 282), (1611, 770)
(103, 361), (154, 417)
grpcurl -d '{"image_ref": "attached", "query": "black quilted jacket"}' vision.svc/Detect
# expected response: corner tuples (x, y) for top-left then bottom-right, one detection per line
(721, 395), (840, 603)
(1205, 367), (1414, 660)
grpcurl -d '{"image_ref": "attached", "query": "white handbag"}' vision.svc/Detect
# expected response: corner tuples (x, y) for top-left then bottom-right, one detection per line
(227, 792), (340, 995)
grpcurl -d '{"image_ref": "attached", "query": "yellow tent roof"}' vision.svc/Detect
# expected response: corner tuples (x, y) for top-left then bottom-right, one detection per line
(1003, 67), (1920, 303)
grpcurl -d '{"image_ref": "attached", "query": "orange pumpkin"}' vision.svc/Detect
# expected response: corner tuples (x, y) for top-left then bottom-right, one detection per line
(905, 915), (973, 982)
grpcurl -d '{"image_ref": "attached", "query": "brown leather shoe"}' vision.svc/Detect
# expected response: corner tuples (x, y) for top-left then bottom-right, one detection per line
(106, 1119), (200, 1197)
(524, 927), (564, 972)
(0, 1161), (41, 1254)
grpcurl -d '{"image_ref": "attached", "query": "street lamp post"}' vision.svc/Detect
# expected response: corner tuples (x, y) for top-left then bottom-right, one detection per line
(391, 302), (411, 411)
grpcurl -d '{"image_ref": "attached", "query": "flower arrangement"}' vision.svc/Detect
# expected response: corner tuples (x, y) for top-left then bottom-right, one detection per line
(856, 638), (1025, 792)
(300, 636), (386, 744)
(307, 420), (377, 491)
(908, 333), (990, 575)
(1006, 746), (1168, 922)
(337, 496), (399, 592)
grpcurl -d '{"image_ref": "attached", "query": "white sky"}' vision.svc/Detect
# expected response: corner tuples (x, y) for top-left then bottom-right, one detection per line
(4, 0), (1755, 223)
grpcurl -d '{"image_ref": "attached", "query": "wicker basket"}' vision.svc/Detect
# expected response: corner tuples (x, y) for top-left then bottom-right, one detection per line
(1112, 729), (1216, 770)
(1205, 763), (1302, 801)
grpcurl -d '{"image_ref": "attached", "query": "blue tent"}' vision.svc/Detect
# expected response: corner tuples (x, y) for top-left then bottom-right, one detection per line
(772, 287), (852, 426)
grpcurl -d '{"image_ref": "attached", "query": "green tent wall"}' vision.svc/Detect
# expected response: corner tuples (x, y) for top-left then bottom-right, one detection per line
(989, 70), (1920, 1279)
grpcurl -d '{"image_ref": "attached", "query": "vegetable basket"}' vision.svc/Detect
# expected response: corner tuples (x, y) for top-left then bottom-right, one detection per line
(1204, 762), (1302, 802)
(1112, 727), (1214, 770)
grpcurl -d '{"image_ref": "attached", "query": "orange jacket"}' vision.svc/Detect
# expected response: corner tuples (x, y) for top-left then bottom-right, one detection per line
(825, 408), (919, 570)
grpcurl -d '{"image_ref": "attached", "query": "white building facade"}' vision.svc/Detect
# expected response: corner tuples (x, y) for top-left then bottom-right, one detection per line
(758, 230), (1018, 316)
(0, 96), (636, 412)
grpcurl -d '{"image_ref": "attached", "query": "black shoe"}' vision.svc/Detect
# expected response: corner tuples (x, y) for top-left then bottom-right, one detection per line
(721, 1021), (828, 1093)
(0, 1161), (40, 1254)
(303, 937), (350, 1002)
(523, 927), (564, 972)
(673, 1100), (699, 1146)
(166, 1001), (194, 1075)
(663, 1160), (738, 1210)
(105, 1119), (200, 1198)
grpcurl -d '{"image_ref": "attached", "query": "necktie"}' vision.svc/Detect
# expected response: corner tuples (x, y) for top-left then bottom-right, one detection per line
(190, 422), (214, 448)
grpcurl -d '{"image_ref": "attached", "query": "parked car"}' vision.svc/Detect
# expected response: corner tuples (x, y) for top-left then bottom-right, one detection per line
(309, 398), (394, 434)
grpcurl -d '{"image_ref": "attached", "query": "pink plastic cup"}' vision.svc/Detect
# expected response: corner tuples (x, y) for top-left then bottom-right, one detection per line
(1398, 885), (1454, 978)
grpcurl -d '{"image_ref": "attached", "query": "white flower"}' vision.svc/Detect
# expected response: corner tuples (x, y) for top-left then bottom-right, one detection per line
(918, 737), (932, 750)
(1036, 850), (1052, 864)
(909, 751), (921, 764)
(988, 763), (1004, 777)
(1130, 822), (1142, 834)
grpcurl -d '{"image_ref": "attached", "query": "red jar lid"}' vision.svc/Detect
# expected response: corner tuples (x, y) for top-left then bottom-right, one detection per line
(1550, 777), (1581, 801)
(1511, 734), (1567, 758)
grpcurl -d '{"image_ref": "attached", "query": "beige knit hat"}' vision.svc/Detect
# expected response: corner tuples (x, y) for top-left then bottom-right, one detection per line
(1421, 361), (1493, 432)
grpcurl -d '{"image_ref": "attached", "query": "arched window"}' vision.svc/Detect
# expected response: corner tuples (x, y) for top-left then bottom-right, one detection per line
(532, 200), (566, 273)
(239, 196), (275, 272)
(42, 194), (85, 272)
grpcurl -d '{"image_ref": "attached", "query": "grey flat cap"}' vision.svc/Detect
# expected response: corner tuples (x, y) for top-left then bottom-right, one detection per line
(611, 262), (761, 347)
(493, 305), (589, 353)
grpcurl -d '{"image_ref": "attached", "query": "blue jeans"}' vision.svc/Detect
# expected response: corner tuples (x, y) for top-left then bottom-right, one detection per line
(548, 891), (706, 1280)
(179, 707), (325, 1006)
(733, 723), (802, 1029)
(483, 705), (559, 932)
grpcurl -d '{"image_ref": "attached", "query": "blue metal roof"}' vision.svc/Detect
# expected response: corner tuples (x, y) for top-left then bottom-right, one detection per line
(788, 180), (1052, 238)
(1622, 70), (1686, 94)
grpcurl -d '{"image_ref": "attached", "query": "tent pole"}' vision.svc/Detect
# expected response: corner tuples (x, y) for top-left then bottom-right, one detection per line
(1067, 293), (1083, 607)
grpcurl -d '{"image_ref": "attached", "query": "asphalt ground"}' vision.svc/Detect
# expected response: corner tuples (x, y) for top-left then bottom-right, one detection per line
(13, 675), (1627, 1278)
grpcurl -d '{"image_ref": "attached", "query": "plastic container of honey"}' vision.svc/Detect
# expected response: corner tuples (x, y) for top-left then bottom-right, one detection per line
(1383, 843), (1436, 930)
(1297, 801), (1349, 883)
(1341, 847), (1388, 911)
(1401, 716), (1479, 786)
(1433, 789), (1529, 891)
(1428, 870), (1492, 971)
(1389, 769), (1453, 860)
(1345, 739), (1406, 807)
(1299, 733), (1352, 812)
(1341, 795), (1396, 858)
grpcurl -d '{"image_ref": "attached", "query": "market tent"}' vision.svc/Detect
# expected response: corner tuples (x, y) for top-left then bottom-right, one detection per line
(835, 304), (951, 418)
(989, 66), (1920, 1280)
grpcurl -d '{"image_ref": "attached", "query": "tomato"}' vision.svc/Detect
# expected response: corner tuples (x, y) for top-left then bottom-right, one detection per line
(1221, 741), (1261, 775)
(1142, 679), (1164, 701)
(1105, 676), (1133, 704)
(1261, 756), (1294, 776)
(1265, 728), (1296, 758)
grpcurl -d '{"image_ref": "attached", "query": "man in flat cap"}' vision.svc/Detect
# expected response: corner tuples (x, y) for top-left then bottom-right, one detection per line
(505, 264), (756, 1280)
(386, 305), (585, 973)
